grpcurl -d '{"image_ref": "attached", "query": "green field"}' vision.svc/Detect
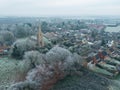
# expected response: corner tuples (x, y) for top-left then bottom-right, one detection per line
(105, 26), (120, 32)
(0, 57), (24, 90)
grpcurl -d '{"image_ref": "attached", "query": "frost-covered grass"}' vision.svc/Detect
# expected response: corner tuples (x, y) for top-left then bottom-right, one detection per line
(110, 75), (120, 90)
(0, 57), (23, 90)
(105, 26), (120, 33)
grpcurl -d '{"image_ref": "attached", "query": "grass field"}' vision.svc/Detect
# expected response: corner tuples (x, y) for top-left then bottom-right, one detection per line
(0, 56), (24, 90)
(105, 26), (120, 32)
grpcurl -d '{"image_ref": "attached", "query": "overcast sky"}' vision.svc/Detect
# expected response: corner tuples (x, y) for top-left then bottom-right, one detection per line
(0, 0), (120, 16)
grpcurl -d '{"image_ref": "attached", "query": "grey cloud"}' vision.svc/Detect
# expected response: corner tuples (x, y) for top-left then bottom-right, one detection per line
(0, 0), (120, 16)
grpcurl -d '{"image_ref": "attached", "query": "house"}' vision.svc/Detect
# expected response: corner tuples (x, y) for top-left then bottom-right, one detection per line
(0, 46), (10, 55)
(87, 50), (108, 64)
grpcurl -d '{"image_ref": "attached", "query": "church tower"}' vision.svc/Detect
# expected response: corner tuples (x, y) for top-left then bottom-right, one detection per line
(37, 25), (44, 47)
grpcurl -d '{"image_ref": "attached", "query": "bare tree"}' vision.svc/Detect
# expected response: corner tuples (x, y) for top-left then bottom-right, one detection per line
(8, 47), (83, 90)
(23, 51), (46, 70)
(10, 38), (36, 59)
(0, 31), (15, 45)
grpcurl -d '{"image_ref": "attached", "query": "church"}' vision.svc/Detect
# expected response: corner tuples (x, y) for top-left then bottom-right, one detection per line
(30, 25), (52, 47)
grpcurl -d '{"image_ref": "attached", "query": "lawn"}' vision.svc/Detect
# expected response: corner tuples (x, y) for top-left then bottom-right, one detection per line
(105, 26), (120, 33)
(0, 56), (23, 90)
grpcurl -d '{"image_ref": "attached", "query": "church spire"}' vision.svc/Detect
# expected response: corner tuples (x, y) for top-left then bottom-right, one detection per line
(37, 25), (44, 47)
